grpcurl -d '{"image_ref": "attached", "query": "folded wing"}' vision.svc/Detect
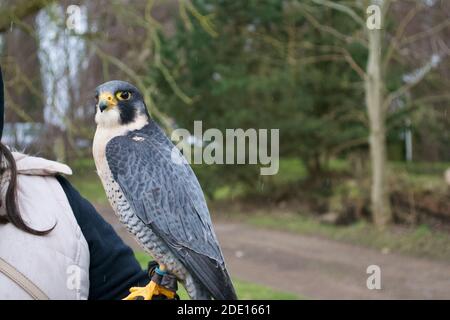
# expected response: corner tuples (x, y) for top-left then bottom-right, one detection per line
(105, 123), (236, 300)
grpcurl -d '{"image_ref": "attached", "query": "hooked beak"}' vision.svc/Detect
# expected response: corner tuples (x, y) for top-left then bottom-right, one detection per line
(97, 92), (117, 112)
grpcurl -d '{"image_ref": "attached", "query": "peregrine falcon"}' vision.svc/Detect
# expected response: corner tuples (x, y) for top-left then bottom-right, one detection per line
(92, 80), (237, 300)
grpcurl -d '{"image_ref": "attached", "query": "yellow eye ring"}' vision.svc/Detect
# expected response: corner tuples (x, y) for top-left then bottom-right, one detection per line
(116, 91), (131, 101)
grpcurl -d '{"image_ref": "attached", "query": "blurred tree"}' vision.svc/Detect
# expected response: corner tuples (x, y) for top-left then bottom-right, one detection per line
(152, 0), (367, 195)
(302, 0), (449, 227)
(365, 0), (391, 227)
(0, 0), (211, 159)
(0, 0), (57, 33)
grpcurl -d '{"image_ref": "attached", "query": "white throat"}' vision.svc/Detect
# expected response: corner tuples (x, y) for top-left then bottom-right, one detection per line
(93, 113), (148, 177)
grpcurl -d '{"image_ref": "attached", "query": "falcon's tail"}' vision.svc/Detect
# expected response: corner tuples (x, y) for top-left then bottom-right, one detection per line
(153, 224), (237, 300)
(181, 248), (237, 300)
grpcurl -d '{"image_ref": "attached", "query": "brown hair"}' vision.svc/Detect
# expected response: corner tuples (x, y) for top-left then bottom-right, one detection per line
(0, 142), (52, 235)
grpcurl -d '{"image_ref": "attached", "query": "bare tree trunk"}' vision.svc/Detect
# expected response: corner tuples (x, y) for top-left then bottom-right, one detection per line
(365, 1), (392, 227)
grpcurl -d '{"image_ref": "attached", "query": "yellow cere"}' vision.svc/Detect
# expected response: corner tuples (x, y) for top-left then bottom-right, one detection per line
(98, 92), (117, 108)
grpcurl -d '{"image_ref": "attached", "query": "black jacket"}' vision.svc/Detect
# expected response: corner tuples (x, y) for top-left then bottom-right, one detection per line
(57, 176), (148, 300)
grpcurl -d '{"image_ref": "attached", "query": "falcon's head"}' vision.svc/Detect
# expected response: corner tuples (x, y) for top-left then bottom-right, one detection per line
(94, 80), (150, 127)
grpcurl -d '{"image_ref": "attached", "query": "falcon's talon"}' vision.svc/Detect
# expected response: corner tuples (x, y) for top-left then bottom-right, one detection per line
(123, 280), (176, 300)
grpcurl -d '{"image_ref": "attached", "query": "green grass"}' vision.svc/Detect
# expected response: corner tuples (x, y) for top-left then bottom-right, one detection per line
(68, 158), (108, 205)
(273, 158), (308, 184)
(392, 161), (450, 175)
(390, 161), (449, 194)
(68, 157), (308, 203)
(134, 251), (299, 300)
(68, 156), (450, 205)
(70, 174), (108, 204)
(239, 212), (450, 261)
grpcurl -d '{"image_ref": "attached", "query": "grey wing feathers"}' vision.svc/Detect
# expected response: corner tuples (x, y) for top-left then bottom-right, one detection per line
(106, 122), (237, 300)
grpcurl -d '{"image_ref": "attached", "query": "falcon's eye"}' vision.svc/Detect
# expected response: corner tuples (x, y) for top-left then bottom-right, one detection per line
(116, 91), (131, 101)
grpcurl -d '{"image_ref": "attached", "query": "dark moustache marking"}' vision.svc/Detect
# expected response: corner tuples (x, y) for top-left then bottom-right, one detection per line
(118, 101), (137, 125)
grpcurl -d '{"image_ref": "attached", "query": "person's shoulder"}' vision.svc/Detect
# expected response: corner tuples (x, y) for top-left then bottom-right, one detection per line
(12, 152), (72, 176)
